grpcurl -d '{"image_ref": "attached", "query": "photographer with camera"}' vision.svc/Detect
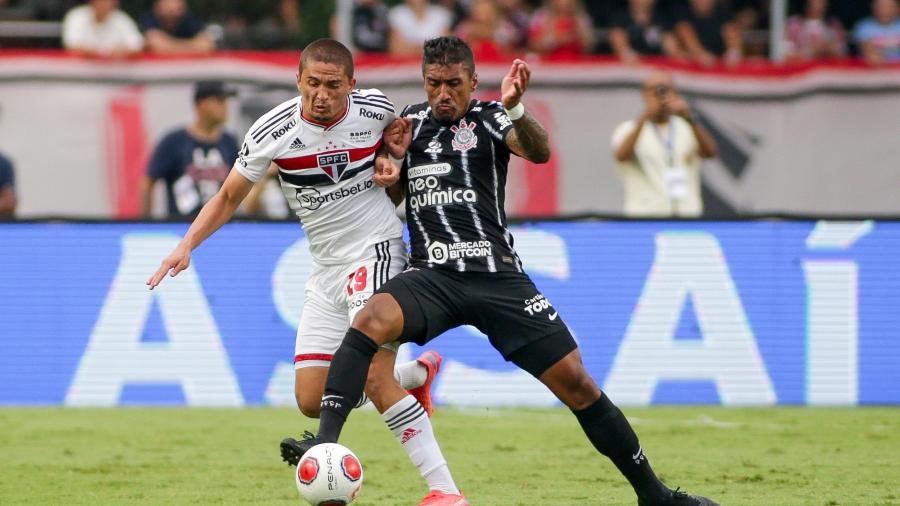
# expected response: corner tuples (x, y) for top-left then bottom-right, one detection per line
(611, 71), (718, 218)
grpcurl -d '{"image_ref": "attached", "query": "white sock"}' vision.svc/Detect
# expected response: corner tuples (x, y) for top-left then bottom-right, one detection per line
(394, 360), (428, 390)
(382, 395), (459, 495)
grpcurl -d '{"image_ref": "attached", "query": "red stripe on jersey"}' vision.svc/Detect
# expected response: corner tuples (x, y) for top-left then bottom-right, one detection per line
(275, 139), (383, 171)
(294, 353), (334, 363)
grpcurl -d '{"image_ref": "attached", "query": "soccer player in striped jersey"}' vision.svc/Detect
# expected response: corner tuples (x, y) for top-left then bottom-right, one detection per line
(285, 36), (719, 506)
(147, 38), (467, 506)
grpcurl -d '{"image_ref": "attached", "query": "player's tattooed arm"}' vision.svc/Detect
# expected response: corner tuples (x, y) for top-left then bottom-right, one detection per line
(505, 112), (551, 164)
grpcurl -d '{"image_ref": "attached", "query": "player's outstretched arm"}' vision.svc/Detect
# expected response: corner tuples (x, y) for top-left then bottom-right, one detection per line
(146, 170), (256, 289)
(501, 59), (551, 164)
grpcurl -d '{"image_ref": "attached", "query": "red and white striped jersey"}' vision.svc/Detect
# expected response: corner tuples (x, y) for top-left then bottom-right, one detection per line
(234, 89), (403, 265)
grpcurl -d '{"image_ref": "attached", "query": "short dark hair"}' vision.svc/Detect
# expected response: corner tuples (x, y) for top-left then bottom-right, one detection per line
(300, 38), (354, 78)
(422, 36), (475, 75)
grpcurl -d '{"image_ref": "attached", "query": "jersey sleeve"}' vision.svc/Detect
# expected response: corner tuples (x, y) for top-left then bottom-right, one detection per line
(480, 101), (515, 145)
(234, 132), (274, 183)
(357, 87), (397, 122)
(236, 99), (298, 182)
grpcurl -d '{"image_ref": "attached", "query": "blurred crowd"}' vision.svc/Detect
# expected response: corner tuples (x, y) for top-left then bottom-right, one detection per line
(0, 0), (898, 65)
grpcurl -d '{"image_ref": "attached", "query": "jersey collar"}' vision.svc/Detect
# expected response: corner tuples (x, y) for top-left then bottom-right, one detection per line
(300, 96), (350, 131)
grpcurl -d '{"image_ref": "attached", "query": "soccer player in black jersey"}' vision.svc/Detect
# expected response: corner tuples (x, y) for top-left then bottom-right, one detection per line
(282, 36), (719, 506)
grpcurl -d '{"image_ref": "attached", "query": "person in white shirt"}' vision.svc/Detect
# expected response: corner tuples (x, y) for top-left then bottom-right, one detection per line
(611, 71), (718, 217)
(147, 39), (466, 506)
(62, 0), (144, 58)
(389, 0), (453, 56)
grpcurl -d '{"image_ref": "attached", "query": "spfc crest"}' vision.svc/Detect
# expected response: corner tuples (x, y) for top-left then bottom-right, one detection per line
(317, 151), (350, 183)
(450, 119), (478, 152)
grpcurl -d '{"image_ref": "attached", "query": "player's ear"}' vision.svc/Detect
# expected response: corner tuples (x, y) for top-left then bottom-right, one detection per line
(295, 72), (302, 92)
(349, 77), (357, 89)
(471, 72), (478, 91)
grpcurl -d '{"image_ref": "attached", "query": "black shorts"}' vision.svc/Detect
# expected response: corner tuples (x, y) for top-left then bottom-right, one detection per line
(377, 267), (576, 374)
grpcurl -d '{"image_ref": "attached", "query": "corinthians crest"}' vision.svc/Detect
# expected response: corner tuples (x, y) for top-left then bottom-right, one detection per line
(450, 119), (478, 152)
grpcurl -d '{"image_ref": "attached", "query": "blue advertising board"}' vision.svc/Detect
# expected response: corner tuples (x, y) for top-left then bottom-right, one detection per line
(0, 220), (896, 406)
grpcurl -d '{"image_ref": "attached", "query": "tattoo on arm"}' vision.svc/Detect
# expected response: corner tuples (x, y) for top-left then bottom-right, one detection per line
(506, 111), (551, 163)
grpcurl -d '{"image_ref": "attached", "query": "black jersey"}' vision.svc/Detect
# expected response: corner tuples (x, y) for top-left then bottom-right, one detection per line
(401, 99), (523, 273)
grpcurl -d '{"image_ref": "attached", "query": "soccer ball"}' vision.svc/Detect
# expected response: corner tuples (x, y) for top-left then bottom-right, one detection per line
(295, 443), (364, 505)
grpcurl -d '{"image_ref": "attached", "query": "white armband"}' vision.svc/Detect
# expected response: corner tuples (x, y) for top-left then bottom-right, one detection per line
(504, 102), (525, 121)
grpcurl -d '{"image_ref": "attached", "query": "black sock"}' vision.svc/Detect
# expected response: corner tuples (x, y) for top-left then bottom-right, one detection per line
(573, 393), (671, 503)
(317, 328), (379, 443)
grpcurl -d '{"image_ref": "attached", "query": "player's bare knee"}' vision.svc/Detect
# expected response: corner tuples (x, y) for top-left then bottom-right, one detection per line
(568, 369), (601, 410)
(298, 398), (322, 418)
(351, 308), (381, 338)
(351, 295), (402, 343)
(295, 390), (322, 418)
(544, 357), (600, 410)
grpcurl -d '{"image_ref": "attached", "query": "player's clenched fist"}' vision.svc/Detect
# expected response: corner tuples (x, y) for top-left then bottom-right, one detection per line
(146, 243), (192, 289)
(383, 118), (412, 159)
(373, 156), (400, 188)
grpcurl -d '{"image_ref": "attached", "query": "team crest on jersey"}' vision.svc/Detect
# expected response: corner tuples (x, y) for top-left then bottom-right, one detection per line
(450, 119), (478, 152)
(317, 151), (350, 183)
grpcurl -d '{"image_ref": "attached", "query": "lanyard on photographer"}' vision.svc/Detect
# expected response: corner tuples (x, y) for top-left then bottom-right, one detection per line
(651, 120), (675, 167)
(651, 120), (682, 215)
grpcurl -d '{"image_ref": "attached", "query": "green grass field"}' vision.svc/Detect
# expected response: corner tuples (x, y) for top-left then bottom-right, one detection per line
(1, 407), (897, 505)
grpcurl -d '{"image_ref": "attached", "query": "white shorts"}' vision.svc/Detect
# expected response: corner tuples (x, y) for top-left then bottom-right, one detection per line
(294, 238), (408, 369)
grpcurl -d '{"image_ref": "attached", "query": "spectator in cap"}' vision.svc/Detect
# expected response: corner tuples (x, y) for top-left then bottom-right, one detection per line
(141, 81), (241, 218)
(139, 0), (215, 54)
(61, 0), (143, 58)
